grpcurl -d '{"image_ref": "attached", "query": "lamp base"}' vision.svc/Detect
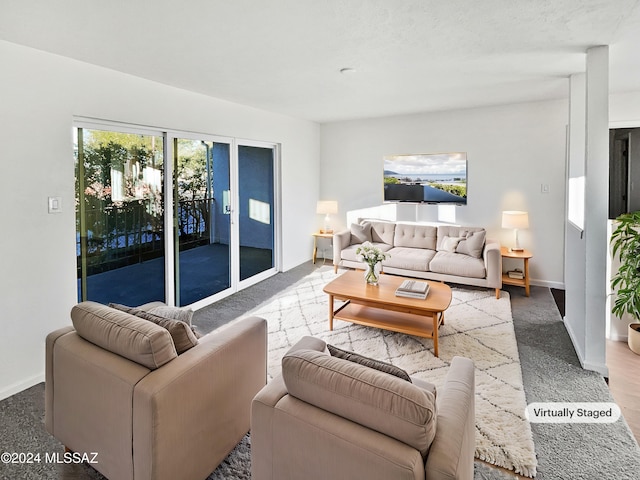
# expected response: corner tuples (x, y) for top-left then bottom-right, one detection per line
(320, 229), (334, 234)
(509, 247), (524, 252)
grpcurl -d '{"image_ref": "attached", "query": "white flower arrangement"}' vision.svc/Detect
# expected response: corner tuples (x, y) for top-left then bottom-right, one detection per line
(355, 241), (389, 267)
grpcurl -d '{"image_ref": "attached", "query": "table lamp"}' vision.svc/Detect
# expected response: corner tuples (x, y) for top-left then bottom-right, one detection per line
(317, 200), (338, 234)
(502, 210), (529, 252)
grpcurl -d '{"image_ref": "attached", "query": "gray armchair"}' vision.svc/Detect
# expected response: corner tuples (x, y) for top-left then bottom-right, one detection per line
(251, 336), (475, 480)
(46, 302), (267, 480)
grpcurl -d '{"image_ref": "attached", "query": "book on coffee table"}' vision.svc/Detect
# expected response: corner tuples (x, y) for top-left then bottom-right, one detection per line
(395, 279), (430, 299)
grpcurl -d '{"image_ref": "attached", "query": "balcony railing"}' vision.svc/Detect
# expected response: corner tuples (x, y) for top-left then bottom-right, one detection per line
(77, 199), (212, 276)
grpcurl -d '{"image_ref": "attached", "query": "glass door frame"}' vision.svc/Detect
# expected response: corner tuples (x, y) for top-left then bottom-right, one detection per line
(74, 118), (167, 304)
(235, 139), (282, 292)
(165, 130), (238, 307)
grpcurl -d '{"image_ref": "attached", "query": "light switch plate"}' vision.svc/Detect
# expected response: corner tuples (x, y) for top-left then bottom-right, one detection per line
(48, 196), (62, 213)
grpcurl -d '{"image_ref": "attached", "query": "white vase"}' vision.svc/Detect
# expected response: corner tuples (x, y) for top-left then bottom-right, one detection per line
(364, 262), (380, 285)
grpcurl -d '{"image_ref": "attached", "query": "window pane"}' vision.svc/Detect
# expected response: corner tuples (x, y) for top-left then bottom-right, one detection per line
(75, 128), (165, 305)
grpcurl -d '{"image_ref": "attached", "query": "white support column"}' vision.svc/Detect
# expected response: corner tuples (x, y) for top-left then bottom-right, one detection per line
(584, 45), (609, 376)
(564, 73), (587, 362)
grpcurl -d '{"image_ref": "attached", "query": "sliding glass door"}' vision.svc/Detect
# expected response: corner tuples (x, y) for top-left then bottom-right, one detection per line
(174, 137), (231, 306)
(238, 144), (276, 282)
(75, 127), (166, 305)
(75, 123), (279, 307)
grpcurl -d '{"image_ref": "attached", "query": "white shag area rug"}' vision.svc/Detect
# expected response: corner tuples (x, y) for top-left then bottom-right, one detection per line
(244, 267), (537, 478)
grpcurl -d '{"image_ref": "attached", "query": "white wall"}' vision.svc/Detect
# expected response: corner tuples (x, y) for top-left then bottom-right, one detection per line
(611, 91), (640, 127)
(320, 100), (569, 287)
(0, 40), (320, 399)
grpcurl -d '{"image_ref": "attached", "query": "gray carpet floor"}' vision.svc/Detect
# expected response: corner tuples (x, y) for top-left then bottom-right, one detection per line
(2, 262), (639, 479)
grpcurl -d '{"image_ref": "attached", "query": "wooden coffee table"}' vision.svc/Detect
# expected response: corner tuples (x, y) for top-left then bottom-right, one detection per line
(323, 270), (452, 357)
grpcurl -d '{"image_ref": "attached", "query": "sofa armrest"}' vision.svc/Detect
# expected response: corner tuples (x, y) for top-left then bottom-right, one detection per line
(133, 316), (267, 480)
(425, 356), (475, 480)
(333, 229), (352, 266)
(483, 240), (502, 289)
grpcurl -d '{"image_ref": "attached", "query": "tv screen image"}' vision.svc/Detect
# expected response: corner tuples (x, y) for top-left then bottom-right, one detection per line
(383, 152), (467, 204)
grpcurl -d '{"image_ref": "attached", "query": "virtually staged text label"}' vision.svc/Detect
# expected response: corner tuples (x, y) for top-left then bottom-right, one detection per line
(525, 402), (621, 423)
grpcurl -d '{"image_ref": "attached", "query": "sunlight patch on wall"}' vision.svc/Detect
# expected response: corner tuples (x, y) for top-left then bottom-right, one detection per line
(568, 176), (585, 230)
(249, 198), (271, 224)
(437, 204), (457, 223)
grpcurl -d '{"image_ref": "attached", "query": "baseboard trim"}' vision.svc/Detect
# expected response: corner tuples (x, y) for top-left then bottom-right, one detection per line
(530, 278), (565, 289)
(563, 318), (609, 377)
(608, 333), (628, 342)
(0, 373), (44, 401)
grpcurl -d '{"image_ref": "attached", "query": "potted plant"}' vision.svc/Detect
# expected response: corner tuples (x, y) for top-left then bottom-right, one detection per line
(610, 210), (640, 354)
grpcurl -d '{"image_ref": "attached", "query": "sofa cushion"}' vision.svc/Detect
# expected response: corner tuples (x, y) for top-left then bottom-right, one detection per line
(341, 242), (392, 262)
(384, 247), (435, 271)
(327, 344), (412, 382)
(364, 220), (396, 245)
(71, 302), (177, 369)
(393, 223), (437, 250)
(110, 304), (199, 354)
(429, 251), (486, 278)
(350, 222), (372, 244)
(456, 229), (486, 259)
(282, 348), (437, 458)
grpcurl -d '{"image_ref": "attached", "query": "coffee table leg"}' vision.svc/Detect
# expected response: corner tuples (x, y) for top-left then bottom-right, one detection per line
(433, 312), (439, 357)
(328, 294), (334, 330)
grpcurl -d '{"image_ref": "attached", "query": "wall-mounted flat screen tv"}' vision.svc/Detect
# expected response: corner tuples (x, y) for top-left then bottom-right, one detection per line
(383, 152), (467, 204)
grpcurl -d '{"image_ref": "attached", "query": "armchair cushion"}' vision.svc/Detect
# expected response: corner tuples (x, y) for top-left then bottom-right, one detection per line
(282, 348), (437, 458)
(71, 302), (177, 370)
(327, 344), (412, 382)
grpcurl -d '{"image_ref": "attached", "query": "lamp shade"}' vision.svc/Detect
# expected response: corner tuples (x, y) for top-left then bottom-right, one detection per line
(502, 211), (529, 229)
(316, 200), (338, 215)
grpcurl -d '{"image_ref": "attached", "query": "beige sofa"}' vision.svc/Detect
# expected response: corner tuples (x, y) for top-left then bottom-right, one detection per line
(334, 219), (502, 297)
(45, 301), (267, 480)
(251, 336), (476, 480)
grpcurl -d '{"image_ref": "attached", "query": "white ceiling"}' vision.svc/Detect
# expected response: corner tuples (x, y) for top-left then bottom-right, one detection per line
(1, 0), (640, 123)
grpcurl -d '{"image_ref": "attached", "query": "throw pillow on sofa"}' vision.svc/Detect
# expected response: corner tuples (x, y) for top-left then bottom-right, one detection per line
(456, 229), (486, 258)
(350, 222), (372, 244)
(438, 235), (463, 253)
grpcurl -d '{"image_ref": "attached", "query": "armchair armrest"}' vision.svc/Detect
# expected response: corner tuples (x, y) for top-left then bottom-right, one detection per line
(333, 230), (352, 267)
(425, 356), (475, 480)
(133, 316), (267, 480)
(483, 240), (502, 290)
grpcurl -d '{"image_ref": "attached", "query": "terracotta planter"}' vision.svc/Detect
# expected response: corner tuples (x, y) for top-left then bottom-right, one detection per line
(628, 323), (640, 355)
